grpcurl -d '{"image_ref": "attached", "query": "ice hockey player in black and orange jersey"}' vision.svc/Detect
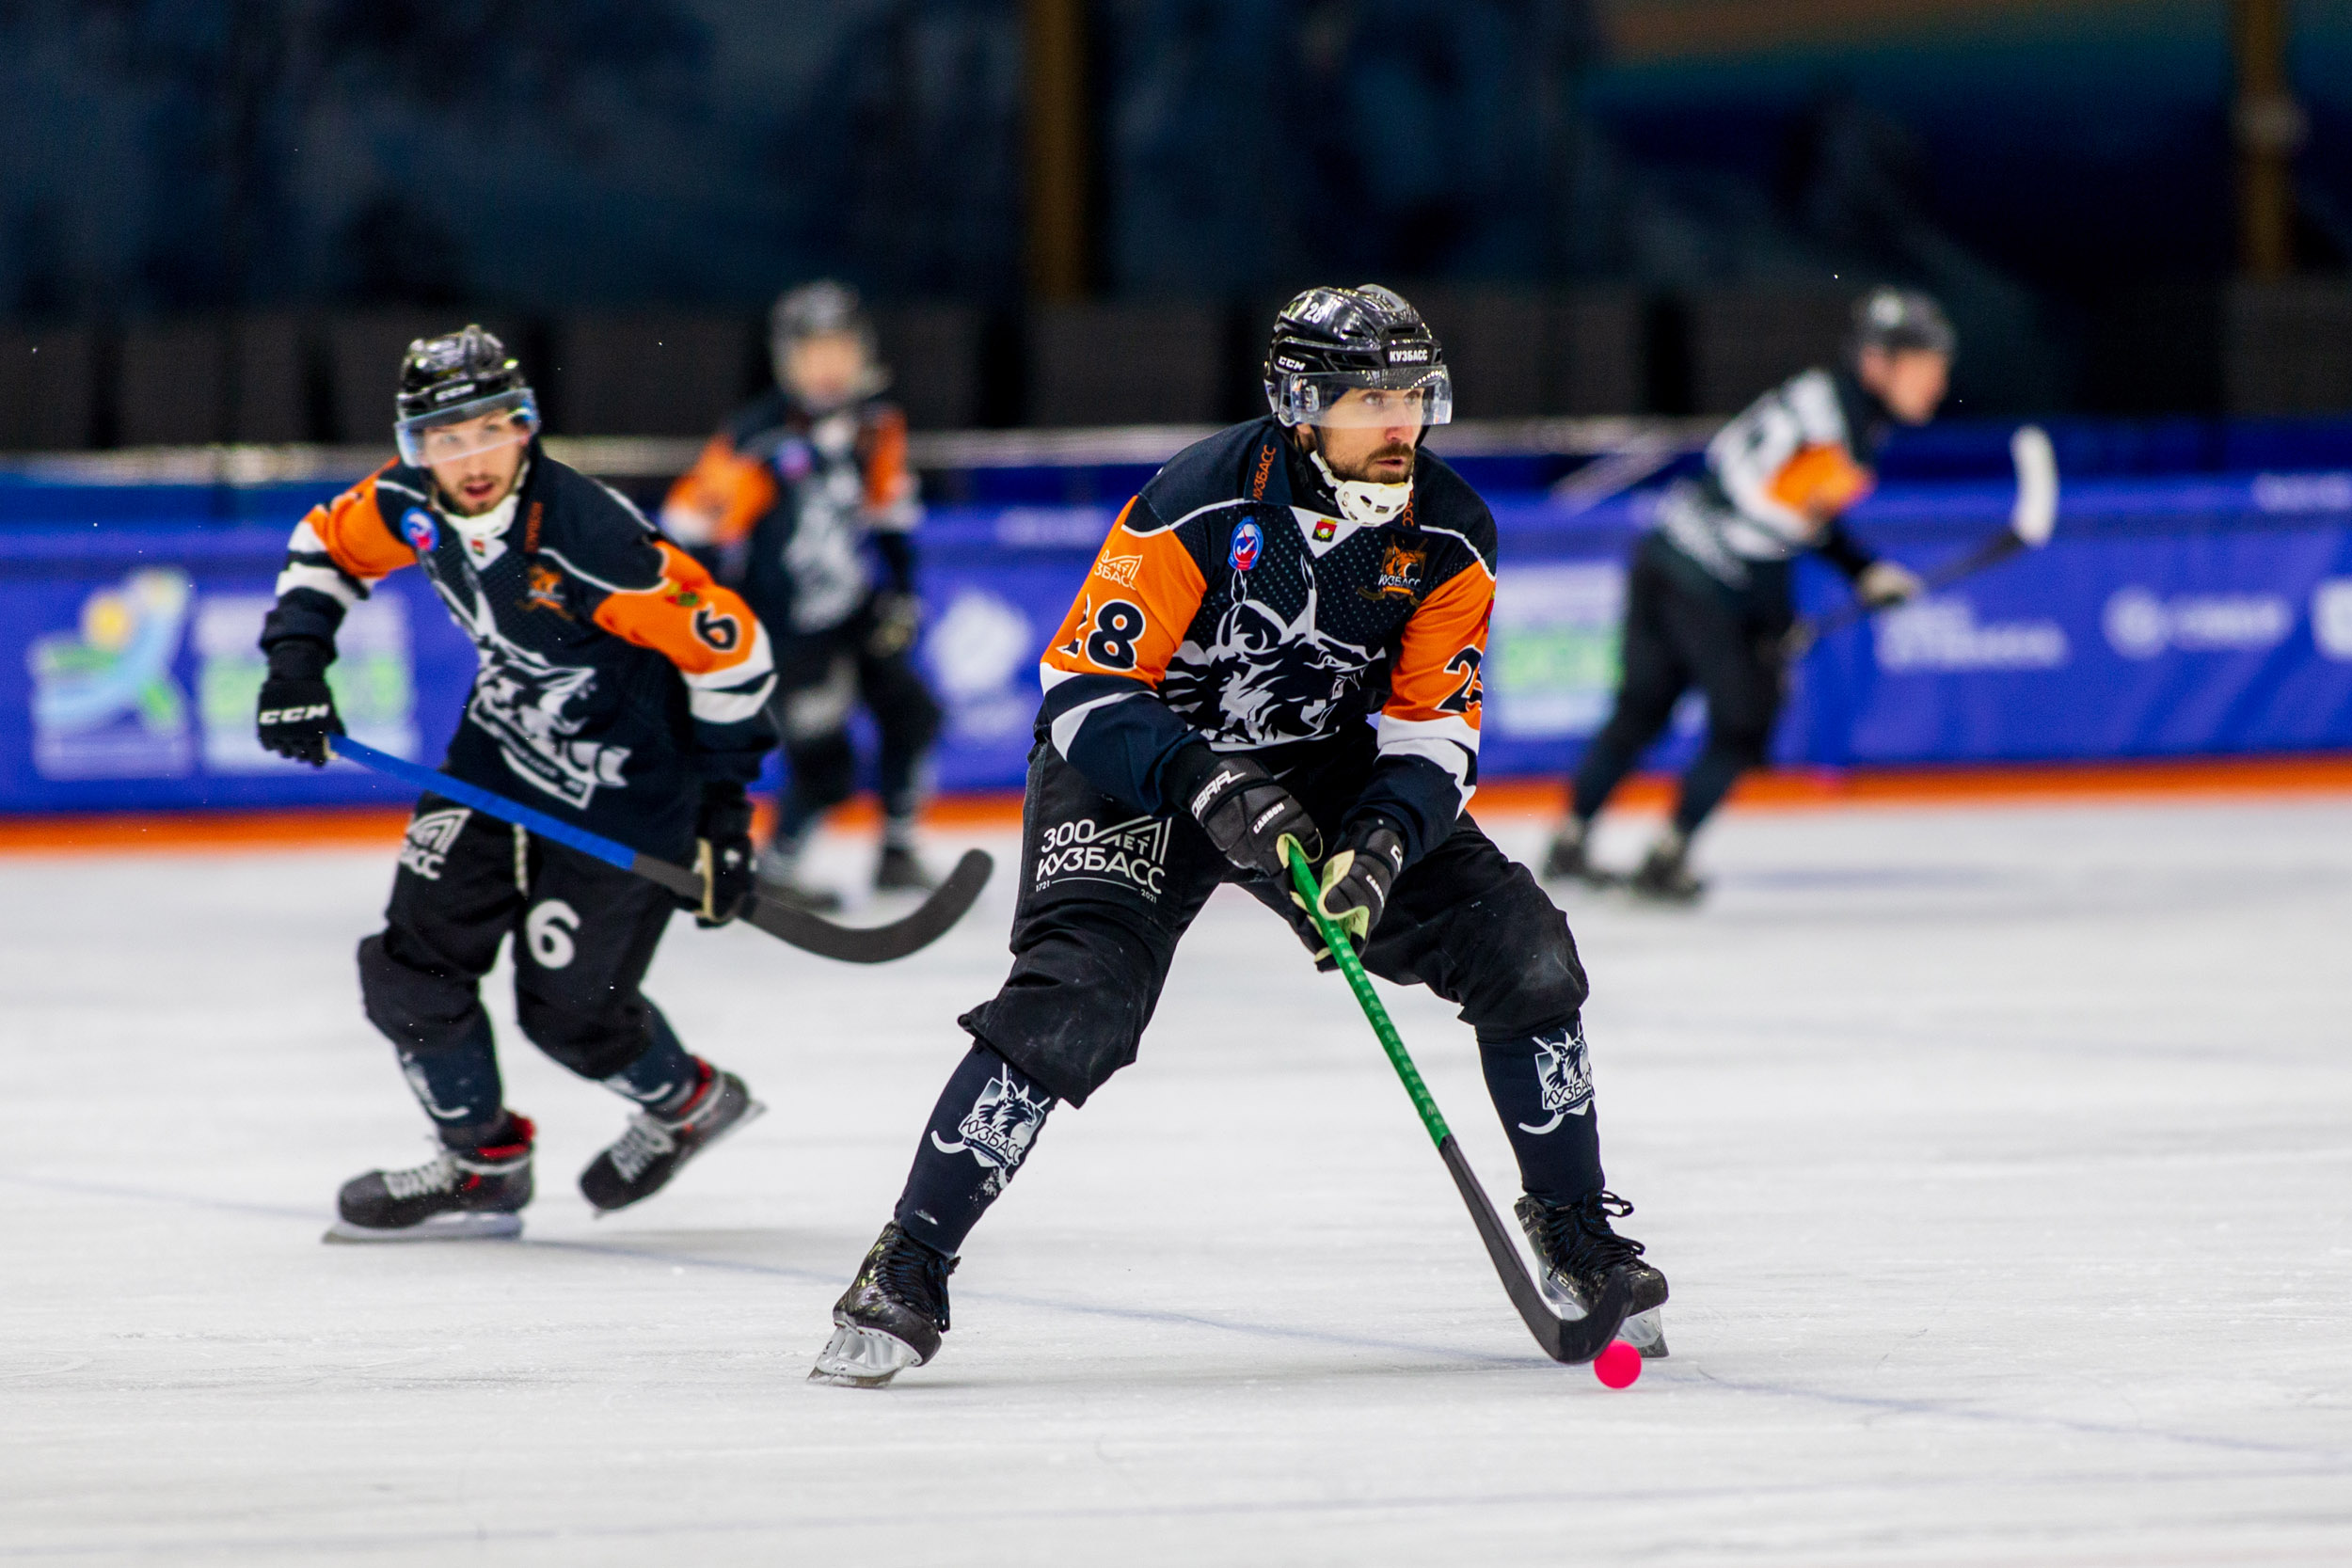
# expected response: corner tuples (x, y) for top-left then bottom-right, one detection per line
(1543, 287), (1948, 901)
(661, 281), (942, 911)
(808, 285), (1668, 1388)
(256, 325), (777, 1240)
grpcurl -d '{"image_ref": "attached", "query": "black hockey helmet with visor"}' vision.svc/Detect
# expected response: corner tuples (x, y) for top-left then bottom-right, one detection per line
(1264, 284), (1452, 430)
(770, 279), (885, 405)
(1849, 287), (1956, 361)
(394, 325), (539, 467)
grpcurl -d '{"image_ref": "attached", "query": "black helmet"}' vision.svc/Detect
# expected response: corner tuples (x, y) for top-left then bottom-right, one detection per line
(1263, 284), (1453, 429)
(770, 279), (882, 404)
(393, 325), (538, 465)
(1851, 287), (1955, 360)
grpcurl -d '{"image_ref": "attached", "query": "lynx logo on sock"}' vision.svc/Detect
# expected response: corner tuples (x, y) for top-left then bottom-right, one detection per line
(1035, 813), (1172, 901)
(1518, 1022), (1594, 1134)
(930, 1066), (1054, 1189)
(398, 807), (471, 880)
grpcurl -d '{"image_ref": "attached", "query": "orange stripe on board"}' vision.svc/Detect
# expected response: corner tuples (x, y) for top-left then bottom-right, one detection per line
(2, 753), (2348, 858)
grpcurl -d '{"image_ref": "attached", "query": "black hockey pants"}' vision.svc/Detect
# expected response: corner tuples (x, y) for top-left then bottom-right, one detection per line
(358, 793), (684, 1137)
(771, 597), (943, 846)
(1571, 531), (1791, 836)
(959, 730), (1592, 1108)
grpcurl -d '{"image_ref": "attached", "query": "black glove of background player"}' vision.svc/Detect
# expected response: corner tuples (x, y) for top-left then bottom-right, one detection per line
(1293, 816), (1406, 957)
(866, 589), (922, 658)
(1167, 745), (1321, 879)
(690, 782), (757, 927)
(255, 638), (342, 768)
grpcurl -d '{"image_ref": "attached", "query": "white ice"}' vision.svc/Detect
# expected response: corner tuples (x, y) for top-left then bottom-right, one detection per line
(5, 796), (2351, 1565)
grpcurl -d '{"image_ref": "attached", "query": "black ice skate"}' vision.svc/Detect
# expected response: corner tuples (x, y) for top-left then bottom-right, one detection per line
(874, 842), (937, 894)
(579, 1065), (765, 1213)
(1516, 1190), (1672, 1358)
(809, 1222), (957, 1388)
(326, 1117), (535, 1243)
(1628, 832), (1705, 903)
(1540, 821), (1609, 886)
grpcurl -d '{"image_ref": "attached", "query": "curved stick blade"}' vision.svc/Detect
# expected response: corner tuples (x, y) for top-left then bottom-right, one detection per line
(742, 848), (993, 964)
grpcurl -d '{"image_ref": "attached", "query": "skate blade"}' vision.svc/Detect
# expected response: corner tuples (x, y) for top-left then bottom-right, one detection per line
(808, 1323), (922, 1388)
(1621, 1306), (1670, 1358)
(322, 1212), (523, 1244)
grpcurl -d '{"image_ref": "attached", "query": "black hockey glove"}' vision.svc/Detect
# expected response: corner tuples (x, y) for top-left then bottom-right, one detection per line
(1166, 745), (1321, 879)
(866, 590), (922, 658)
(255, 639), (342, 768)
(1293, 817), (1406, 957)
(691, 782), (757, 927)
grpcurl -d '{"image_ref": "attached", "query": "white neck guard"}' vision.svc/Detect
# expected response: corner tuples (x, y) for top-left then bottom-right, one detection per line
(438, 460), (529, 543)
(1311, 450), (1411, 528)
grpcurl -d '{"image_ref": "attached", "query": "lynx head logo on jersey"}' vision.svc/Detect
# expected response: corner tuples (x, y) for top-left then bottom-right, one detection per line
(401, 508), (438, 554)
(1517, 1022), (1594, 1135)
(1229, 519), (1263, 573)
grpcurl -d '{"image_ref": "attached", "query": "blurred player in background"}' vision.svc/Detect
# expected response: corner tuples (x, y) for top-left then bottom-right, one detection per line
(662, 281), (942, 911)
(1543, 287), (1951, 901)
(808, 286), (1667, 1388)
(256, 326), (775, 1240)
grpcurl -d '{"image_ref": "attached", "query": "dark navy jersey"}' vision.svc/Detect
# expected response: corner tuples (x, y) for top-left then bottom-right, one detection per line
(1038, 418), (1495, 865)
(660, 389), (918, 641)
(261, 450), (778, 856)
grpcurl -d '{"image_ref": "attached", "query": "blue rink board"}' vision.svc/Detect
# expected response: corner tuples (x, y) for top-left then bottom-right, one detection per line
(5, 471), (2352, 814)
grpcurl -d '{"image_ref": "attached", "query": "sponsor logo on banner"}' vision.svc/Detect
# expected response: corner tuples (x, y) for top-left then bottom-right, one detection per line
(401, 508), (438, 554)
(1229, 519), (1263, 573)
(27, 567), (196, 779)
(2313, 579), (2352, 660)
(2251, 472), (2352, 514)
(1485, 562), (1625, 738)
(1873, 596), (2070, 672)
(927, 588), (1036, 740)
(1034, 813), (1172, 900)
(2103, 587), (2294, 659)
(193, 594), (419, 771)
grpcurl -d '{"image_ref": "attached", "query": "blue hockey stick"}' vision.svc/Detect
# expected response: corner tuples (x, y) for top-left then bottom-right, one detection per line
(327, 736), (990, 964)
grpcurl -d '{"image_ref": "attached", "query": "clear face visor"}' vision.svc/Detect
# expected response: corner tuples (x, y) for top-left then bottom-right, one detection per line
(395, 388), (541, 467)
(1274, 366), (1453, 429)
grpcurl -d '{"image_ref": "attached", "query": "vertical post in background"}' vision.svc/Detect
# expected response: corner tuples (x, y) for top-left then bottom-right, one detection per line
(1025, 0), (1089, 302)
(2232, 0), (2302, 280)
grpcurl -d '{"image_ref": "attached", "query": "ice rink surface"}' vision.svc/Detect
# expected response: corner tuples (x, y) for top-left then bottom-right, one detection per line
(5, 795), (2351, 1565)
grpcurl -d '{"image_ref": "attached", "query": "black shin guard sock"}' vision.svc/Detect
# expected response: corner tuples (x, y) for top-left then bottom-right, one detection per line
(600, 1007), (702, 1114)
(397, 1015), (507, 1148)
(893, 1042), (1057, 1258)
(1479, 1023), (1604, 1206)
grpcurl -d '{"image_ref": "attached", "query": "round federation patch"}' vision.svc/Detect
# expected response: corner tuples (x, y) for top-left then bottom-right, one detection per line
(401, 508), (438, 554)
(1229, 518), (1263, 573)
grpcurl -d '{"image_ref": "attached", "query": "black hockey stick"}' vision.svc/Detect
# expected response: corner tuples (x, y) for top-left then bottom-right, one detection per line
(1285, 845), (1634, 1364)
(1784, 423), (2058, 659)
(327, 737), (991, 964)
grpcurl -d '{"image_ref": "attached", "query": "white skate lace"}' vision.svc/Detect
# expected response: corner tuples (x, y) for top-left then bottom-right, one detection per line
(608, 1117), (677, 1183)
(382, 1153), (463, 1201)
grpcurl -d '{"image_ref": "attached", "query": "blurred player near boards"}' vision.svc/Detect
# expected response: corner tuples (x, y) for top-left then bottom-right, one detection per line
(1543, 287), (1952, 901)
(256, 326), (775, 1240)
(808, 285), (1668, 1388)
(660, 281), (943, 911)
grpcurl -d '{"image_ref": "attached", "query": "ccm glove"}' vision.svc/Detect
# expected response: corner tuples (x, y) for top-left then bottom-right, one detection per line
(1294, 817), (1406, 955)
(1856, 560), (1924, 607)
(691, 781), (757, 927)
(255, 639), (342, 768)
(1167, 745), (1321, 879)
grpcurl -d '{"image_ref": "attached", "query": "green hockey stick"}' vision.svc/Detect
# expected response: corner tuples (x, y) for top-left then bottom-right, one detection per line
(1285, 844), (1631, 1365)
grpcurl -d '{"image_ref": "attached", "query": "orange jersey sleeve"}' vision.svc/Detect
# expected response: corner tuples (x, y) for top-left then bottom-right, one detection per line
(1768, 442), (1875, 522)
(861, 405), (913, 511)
(660, 436), (777, 549)
(1041, 499), (1208, 689)
(305, 469), (416, 580)
(1384, 559), (1492, 732)
(590, 540), (773, 684)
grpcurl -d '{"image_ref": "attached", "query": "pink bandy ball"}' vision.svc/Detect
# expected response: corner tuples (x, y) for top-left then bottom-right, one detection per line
(1593, 1339), (1643, 1389)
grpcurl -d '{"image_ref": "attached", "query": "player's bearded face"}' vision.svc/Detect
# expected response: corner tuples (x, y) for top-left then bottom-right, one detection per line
(1313, 389), (1423, 483)
(421, 411), (530, 515)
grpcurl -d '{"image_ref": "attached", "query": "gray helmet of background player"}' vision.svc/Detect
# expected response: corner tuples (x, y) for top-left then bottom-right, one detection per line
(771, 280), (887, 410)
(392, 325), (540, 467)
(1848, 285), (1955, 361)
(1263, 284), (1454, 433)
